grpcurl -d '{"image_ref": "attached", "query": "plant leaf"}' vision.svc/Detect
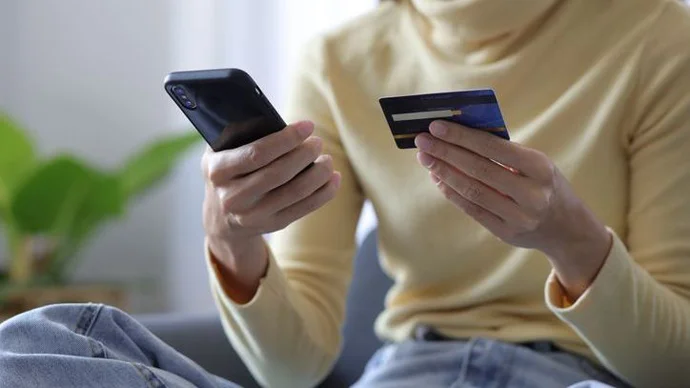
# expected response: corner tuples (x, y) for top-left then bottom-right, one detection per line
(74, 174), (124, 237)
(47, 174), (124, 280)
(10, 157), (93, 234)
(0, 113), (36, 221)
(119, 131), (200, 199)
(9, 156), (126, 281)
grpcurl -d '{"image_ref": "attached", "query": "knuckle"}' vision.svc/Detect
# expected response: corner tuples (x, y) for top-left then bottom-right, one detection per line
(470, 160), (491, 179)
(532, 149), (549, 164)
(220, 199), (233, 215)
(533, 151), (556, 181)
(544, 163), (557, 182)
(461, 184), (483, 202)
(220, 190), (242, 214)
(204, 157), (224, 184)
(244, 146), (266, 169)
(220, 197), (236, 214)
(523, 216), (540, 232)
(532, 188), (551, 213)
(208, 168), (224, 186)
(232, 212), (256, 229)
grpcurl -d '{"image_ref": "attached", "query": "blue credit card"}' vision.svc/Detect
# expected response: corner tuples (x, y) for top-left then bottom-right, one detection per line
(379, 89), (510, 149)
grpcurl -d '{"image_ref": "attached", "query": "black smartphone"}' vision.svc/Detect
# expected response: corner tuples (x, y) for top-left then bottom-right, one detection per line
(164, 68), (286, 151)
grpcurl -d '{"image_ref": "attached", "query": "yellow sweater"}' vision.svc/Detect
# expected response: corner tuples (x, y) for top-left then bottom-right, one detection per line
(207, 1), (690, 387)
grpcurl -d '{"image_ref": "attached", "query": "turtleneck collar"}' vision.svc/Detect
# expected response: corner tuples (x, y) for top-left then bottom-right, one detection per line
(408, 0), (560, 60)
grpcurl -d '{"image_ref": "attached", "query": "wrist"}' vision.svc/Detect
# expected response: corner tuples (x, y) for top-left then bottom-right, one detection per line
(207, 234), (269, 303)
(544, 220), (612, 301)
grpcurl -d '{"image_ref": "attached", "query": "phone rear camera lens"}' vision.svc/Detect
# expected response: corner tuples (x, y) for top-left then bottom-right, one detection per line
(171, 84), (195, 109)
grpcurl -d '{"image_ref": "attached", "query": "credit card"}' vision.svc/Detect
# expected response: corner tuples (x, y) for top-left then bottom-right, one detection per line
(379, 89), (510, 149)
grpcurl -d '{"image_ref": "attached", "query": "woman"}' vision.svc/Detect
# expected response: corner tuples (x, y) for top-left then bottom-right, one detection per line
(2, 0), (689, 387)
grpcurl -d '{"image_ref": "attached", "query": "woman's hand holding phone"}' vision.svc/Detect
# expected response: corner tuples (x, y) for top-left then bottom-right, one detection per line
(201, 120), (341, 303)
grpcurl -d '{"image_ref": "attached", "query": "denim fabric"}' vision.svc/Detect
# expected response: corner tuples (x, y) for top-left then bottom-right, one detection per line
(0, 303), (237, 388)
(0, 303), (629, 388)
(353, 338), (627, 388)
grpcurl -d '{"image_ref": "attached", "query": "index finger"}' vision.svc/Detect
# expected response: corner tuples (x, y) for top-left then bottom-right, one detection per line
(207, 120), (314, 181)
(428, 120), (541, 177)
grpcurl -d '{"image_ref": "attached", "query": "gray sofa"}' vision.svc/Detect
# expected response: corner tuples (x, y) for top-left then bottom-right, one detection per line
(137, 230), (393, 387)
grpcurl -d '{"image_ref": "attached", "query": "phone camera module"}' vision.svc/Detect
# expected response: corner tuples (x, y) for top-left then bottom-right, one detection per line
(172, 85), (186, 96)
(172, 84), (196, 110)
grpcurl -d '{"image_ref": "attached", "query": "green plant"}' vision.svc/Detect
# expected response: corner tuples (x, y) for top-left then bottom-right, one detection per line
(0, 112), (201, 291)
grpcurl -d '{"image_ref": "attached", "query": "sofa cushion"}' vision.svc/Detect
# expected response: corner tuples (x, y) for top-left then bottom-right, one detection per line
(139, 229), (392, 387)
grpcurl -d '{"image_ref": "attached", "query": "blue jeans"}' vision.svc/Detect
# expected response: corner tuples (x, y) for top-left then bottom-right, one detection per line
(0, 304), (626, 387)
(353, 337), (626, 388)
(0, 303), (237, 388)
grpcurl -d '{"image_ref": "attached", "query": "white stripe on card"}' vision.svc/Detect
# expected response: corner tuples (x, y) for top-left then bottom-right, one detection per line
(392, 109), (461, 122)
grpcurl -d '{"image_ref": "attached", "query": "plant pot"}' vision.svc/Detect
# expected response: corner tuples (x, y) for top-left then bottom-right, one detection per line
(0, 284), (127, 322)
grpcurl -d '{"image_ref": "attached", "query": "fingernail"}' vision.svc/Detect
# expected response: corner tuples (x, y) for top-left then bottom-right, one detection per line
(415, 134), (433, 151)
(429, 172), (440, 185)
(333, 171), (342, 187)
(295, 120), (314, 137)
(416, 152), (435, 168)
(429, 121), (447, 137)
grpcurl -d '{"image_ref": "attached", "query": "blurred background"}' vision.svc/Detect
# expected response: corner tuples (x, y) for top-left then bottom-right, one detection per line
(0, 0), (378, 317)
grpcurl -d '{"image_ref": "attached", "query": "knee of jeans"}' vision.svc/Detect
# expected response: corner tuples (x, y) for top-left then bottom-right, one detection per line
(0, 355), (28, 387)
(0, 303), (102, 353)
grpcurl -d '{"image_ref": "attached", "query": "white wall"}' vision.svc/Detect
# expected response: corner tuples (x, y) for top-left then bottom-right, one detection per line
(0, 2), (15, 108)
(0, 1), (15, 254)
(0, 0), (378, 315)
(0, 0), (181, 313)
